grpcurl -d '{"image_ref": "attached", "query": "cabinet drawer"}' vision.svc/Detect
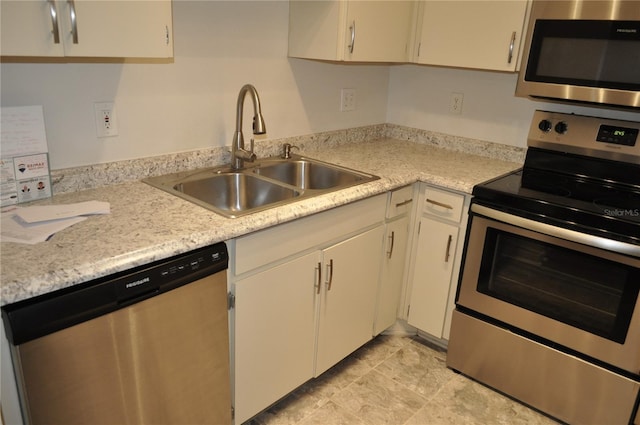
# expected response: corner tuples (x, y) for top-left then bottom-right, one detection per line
(422, 186), (464, 223)
(386, 185), (413, 219)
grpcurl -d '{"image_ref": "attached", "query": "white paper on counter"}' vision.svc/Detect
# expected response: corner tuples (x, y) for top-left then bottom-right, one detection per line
(1, 207), (87, 244)
(15, 201), (110, 223)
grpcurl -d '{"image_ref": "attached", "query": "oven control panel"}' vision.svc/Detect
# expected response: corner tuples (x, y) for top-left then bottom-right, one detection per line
(528, 110), (640, 164)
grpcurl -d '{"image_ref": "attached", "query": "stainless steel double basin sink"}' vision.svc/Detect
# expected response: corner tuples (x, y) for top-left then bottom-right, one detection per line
(143, 155), (379, 218)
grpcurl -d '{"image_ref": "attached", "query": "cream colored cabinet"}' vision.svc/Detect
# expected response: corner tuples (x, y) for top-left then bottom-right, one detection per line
(374, 185), (414, 335)
(233, 252), (318, 425)
(406, 184), (469, 341)
(230, 194), (386, 424)
(288, 0), (415, 62)
(315, 226), (384, 375)
(1, 0), (173, 59)
(413, 0), (529, 71)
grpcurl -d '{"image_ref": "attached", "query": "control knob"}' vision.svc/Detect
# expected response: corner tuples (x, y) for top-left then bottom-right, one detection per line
(554, 121), (568, 134)
(538, 119), (552, 132)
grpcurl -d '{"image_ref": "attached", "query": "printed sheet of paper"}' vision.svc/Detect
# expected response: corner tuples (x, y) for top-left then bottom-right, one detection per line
(0, 106), (52, 206)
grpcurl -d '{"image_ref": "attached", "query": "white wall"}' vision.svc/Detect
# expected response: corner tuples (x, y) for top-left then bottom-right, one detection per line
(0, 1), (389, 169)
(2, 1), (639, 170)
(387, 65), (640, 148)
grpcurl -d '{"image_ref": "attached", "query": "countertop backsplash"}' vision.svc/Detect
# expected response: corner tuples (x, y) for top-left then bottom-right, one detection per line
(51, 124), (524, 195)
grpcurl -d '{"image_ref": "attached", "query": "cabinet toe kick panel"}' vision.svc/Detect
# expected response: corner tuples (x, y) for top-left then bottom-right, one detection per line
(447, 310), (640, 425)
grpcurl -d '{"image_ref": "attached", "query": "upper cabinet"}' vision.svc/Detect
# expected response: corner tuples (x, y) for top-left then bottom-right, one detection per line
(413, 0), (529, 71)
(288, 0), (415, 62)
(1, 0), (173, 60)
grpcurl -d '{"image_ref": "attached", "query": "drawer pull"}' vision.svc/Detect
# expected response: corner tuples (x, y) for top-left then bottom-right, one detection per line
(326, 259), (334, 291)
(68, 0), (78, 44)
(507, 31), (516, 64)
(387, 231), (395, 259)
(395, 199), (413, 208)
(315, 262), (322, 294)
(445, 234), (453, 263)
(426, 198), (453, 210)
(48, 0), (60, 44)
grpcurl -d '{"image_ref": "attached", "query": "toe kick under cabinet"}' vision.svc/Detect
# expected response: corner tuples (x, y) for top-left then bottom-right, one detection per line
(406, 183), (470, 342)
(228, 194), (388, 424)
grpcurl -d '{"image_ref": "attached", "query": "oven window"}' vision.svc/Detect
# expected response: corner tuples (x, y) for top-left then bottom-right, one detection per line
(477, 229), (639, 344)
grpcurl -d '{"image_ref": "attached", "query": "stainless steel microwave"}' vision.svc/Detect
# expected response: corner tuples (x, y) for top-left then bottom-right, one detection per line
(516, 0), (640, 110)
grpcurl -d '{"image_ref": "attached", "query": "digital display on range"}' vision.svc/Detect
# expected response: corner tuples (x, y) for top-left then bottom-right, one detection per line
(596, 125), (638, 146)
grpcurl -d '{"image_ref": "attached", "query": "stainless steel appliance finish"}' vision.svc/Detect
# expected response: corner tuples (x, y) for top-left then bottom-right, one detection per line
(516, 0), (640, 110)
(448, 111), (640, 425)
(1, 243), (231, 425)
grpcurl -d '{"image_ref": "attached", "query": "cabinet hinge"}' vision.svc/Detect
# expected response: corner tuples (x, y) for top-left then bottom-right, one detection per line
(227, 292), (235, 310)
(231, 405), (235, 420)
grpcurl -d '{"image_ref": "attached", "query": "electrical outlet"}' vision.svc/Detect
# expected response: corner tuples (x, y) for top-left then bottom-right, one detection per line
(449, 92), (464, 115)
(94, 102), (118, 137)
(340, 88), (356, 112)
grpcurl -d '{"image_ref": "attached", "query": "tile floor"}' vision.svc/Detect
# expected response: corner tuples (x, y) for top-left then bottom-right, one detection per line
(246, 335), (561, 425)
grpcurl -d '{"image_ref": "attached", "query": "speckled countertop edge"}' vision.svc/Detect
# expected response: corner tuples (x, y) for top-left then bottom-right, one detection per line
(1, 130), (524, 306)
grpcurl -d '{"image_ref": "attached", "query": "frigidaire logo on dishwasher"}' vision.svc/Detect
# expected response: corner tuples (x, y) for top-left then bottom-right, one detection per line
(125, 277), (150, 289)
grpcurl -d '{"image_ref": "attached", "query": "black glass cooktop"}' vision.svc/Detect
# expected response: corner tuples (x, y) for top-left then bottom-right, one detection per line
(473, 148), (640, 245)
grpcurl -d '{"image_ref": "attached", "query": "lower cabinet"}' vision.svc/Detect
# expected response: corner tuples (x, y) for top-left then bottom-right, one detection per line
(407, 217), (459, 337)
(233, 252), (318, 424)
(406, 183), (469, 341)
(315, 226), (384, 375)
(230, 195), (386, 424)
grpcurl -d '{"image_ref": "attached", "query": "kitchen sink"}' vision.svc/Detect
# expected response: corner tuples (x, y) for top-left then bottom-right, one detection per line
(143, 155), (379, 218)
(173, 173), (301, 215)
(253, 159), (367, 190)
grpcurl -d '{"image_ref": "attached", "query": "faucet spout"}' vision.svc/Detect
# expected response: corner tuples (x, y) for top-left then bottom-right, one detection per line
(231, 84), (266, 169)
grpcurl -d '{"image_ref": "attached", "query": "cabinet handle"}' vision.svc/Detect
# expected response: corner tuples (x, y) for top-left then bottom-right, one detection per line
(395, 199), (413, 208)
(47, 0), (60, 44)
(68, 0), (78, 44)
(426, 198), (453, 210)
(326, 259), (334, 291)
(315, 262), (322, 294)
(348, 21), (356, 54)
(387, 231), (395, 259)
(507, 31), (516, 64)
(445, 234), (453, 263)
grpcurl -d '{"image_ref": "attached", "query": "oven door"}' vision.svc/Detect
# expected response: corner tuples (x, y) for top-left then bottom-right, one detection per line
(457, 203), (640, 375)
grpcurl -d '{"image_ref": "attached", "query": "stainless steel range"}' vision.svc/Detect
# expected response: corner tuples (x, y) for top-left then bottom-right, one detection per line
(447, 110), (640, 425)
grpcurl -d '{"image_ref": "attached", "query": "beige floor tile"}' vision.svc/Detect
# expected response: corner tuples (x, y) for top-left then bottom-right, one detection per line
(405, 374), (559, 425)
(244, 335), (561, 425)
(374, 338), (457, 400)
(332, 369), (427, 425)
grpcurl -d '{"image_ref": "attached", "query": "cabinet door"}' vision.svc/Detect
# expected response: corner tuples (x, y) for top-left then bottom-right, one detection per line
(234, 252), (319, 424)
(374, 216), (410, 335)
(407, 217), (458, 338)
(1, 0), (65, 57)
(345, 0), (415, 62)
(1, 0), (173, 59)
(315, 226), (384, 376)
(62, 0), (173, 58)
(415, 0), (528, 71)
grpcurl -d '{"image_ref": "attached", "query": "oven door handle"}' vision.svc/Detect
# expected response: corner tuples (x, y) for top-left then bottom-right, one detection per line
(472, 204), (640, 258)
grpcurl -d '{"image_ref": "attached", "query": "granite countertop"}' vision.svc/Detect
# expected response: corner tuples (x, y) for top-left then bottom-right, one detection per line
(0, 138), (522, 306)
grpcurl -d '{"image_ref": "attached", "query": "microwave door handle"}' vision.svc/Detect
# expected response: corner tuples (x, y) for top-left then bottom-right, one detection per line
(507, 31), (516, 64)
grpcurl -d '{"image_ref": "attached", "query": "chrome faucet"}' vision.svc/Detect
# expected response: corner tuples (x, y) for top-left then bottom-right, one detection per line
(231, 84), (266, 169)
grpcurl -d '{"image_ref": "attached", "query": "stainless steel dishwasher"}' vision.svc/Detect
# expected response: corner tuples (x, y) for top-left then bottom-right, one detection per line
(1, 242), (231, 425)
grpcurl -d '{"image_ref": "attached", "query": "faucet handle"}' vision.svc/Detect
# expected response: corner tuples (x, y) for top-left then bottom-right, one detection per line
(250, 138), (255, 153)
